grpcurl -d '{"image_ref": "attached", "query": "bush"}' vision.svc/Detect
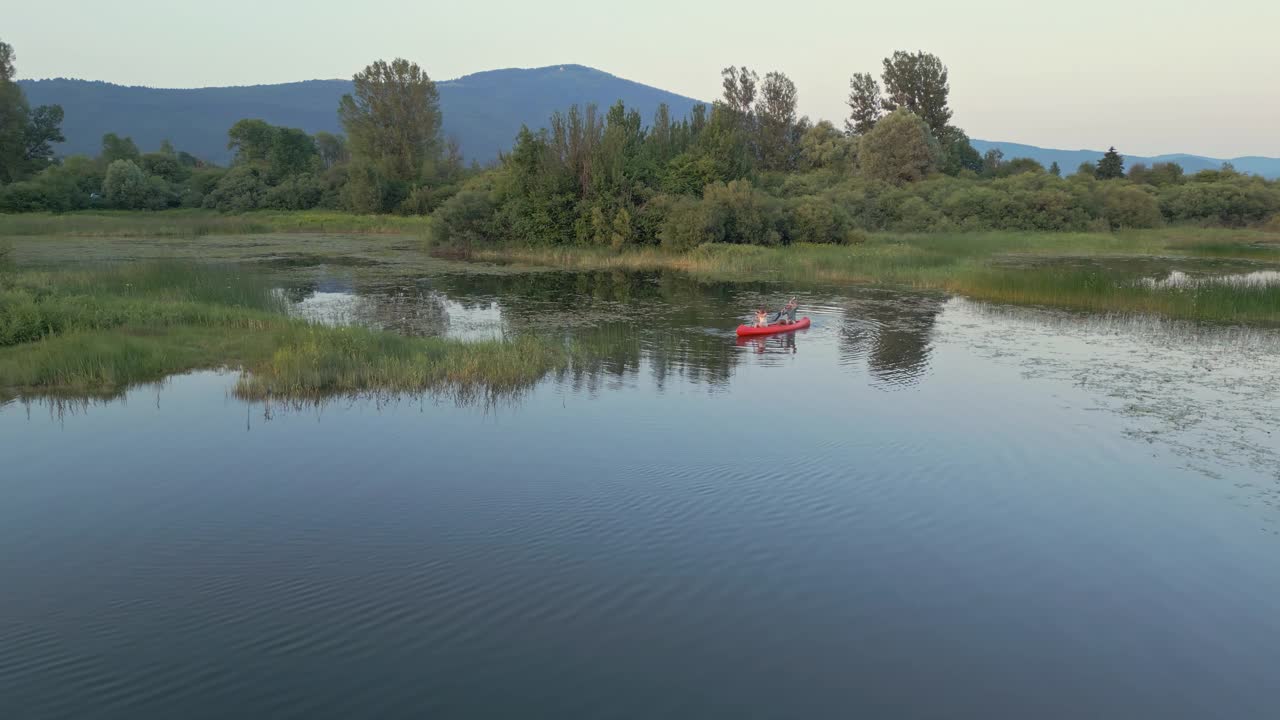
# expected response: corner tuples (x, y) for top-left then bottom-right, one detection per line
(431, 187), (497, 247)
(1100, 184), (1162, 229)
(783, 195), (851, 243)
(1158, 179), (1279, 226)
(0, 181), (52, 212)
(858, 109), (940, 185)
(893, 196), (947, 231)
(659, 197), (713, 251)
(203, 165), (268, 212)
(263, 174), (324, 211)
(701, 179), (778, 244)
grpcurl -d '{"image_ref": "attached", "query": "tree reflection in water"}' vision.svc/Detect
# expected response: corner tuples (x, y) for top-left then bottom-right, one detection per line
(838, 290), (944, 389)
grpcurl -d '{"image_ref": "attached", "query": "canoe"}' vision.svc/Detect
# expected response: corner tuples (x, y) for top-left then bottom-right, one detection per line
(735, 316), (811, 337)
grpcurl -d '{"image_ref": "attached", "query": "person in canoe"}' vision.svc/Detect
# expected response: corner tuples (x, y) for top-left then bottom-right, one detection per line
(778, 296), (798, 324)
(754, 306), (770, 327)
(765, 297), (798, 325)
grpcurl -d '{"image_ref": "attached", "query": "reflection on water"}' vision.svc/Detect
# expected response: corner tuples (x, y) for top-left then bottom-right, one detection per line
(6, 260), (1280, 719)
(836, 290), (943, 390)
(1141, 269), (1280, 289)
(276, 269), (945, 393)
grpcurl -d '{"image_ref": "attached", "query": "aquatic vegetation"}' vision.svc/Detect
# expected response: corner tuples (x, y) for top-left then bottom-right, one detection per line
(467, 229), (1280, 323)
(0, 262), (567, 401)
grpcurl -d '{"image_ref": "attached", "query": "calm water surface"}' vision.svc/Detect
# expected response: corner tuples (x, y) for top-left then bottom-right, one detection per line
(3, 260), (1280, 719)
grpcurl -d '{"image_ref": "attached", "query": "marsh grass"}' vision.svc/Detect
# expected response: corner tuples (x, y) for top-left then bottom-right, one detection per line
(0, 262), (569, 400)
(234, 328), (565, 401)
(950, 269), (1280, 323)
(468, 229), (1280, 323)
(0, 210), (433, 238)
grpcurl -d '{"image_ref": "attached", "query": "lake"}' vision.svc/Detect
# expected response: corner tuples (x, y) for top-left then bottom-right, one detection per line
(3, 252), (1279, 719)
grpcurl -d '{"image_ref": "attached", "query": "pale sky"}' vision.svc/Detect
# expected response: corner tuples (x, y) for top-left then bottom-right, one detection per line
(7, 0), (1278, 157)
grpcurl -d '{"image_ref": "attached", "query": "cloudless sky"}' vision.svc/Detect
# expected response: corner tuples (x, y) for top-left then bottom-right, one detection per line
(7, 0), (1279, 157)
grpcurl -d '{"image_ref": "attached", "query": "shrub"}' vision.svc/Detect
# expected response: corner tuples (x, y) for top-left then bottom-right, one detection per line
(203, 165), (268, 212)
(783, 195), (851, 244)
(431, 187), (497, 247)
(894, 196), (947, 231)
(701, 179), (776, 244)
(264, 174), (324, 211)
(659, 197), (712, 251)
(102, 159), (150, 209)
(858, 109), (940, 185)
(1100, 184), (1162, 229)
(1158, 179), (1279, 226)
(0, 181), (52, 212)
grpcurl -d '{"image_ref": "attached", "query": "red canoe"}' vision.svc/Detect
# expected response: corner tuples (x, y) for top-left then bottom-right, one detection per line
(735, 316), (811, 337)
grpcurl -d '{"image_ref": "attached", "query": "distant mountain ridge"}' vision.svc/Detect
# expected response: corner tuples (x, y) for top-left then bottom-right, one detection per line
(17, 65), (702, 165)
(969, 140), (1280, 180)
(15, 67), (1280, 179)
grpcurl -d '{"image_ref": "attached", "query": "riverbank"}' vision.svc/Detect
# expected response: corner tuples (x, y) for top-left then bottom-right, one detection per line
(464, 229), (1280, 323)
(0, 262), (565, 402)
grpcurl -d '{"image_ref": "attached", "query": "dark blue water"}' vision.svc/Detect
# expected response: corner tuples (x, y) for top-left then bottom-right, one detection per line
(3, 269), (1279, 719)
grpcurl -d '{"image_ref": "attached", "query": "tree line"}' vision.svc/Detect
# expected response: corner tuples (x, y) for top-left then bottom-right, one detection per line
(432, 52), (1280, 246)
(2, 37), (1278, 238)
(0, 42), (460, 214)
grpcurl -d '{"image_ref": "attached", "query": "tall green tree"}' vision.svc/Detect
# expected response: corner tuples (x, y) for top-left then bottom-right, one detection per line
(756, 71), (799, 171)
(880, 51), (952, 136)
(720, 66), (758, 117)
(102, 159), (149, 209)
(858, 109), (939, 185)
(315, 132), (349, 169)
(100, 133), (141, 165)
(227, 119), (276, 164)
(339, 58), (443, 187)
(797, 120), (856, 171)
(0, 41), (13, 81)
(1096, 146), (1125, 179)
(845, 72), (882, 135)
(936, 125), (981, 175)
(1049, 161), (1061, 177)
(0, 39), (26, 182)
(1, 40), (63, 183)
(267, 127), (318, 179)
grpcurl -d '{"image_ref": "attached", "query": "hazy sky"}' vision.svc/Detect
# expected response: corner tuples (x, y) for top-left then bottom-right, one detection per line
(7, 0), (1279, 157)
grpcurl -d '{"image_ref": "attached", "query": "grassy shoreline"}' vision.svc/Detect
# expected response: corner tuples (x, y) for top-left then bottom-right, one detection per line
(0, 210), (434, 238)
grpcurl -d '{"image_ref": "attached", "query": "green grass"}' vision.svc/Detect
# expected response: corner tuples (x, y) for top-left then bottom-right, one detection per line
(468, 228), (1280, 323)
(0, 261), (568, 402)
(952, 268), (1280, 322)
(0, 210), (433, 238)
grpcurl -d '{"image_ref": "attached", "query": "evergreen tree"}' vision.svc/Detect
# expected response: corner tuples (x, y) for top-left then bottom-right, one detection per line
(1096, 147), (1124, 179)
(1049, 161), (1061, 177)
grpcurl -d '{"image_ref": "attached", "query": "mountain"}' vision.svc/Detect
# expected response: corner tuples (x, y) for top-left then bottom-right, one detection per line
(969, 140), (1280, 179)
(17, 65), (703, 165)
(17, 66), (1280, 178)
